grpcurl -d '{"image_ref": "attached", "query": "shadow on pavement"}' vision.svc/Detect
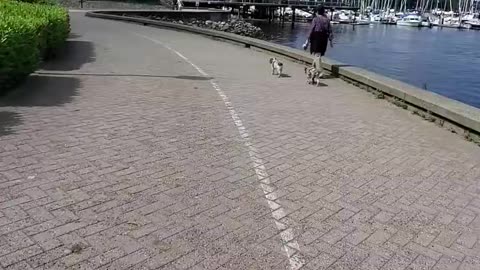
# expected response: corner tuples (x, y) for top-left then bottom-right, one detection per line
(42, 40), (96, 71)
(316, 82), (328, 87)
(0, 111), (22, 137)
(0, 75), (80, 107)
(175, 75), (213, 81)
(0, 39), (86, 108)
(321, 74), (337, 80)
(36, 72), (213, 81)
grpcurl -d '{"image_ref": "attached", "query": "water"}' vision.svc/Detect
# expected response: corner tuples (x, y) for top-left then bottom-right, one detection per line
(256, 22), (480, 108)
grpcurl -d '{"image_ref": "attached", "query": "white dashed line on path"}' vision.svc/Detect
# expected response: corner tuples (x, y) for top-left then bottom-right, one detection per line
(136, 33), (305, 270)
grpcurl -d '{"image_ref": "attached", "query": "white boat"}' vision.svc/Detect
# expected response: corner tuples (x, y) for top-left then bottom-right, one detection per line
(431, 17), (441, 26)
(370, 14), (382, 23)
(397, 14), (422, 27)
(421, 21), (432, 27)
(352, 15), (371, 25)
(338, 13), (353, 24)
(381, 13), (399, 24)
(352, 20), (371, 25)
(295, 9), (313, 19)
(469, 22), (480, 29)
(421, 17), (432, 27)
(442, 15), (460, 26)
(466, 19), (480, 29)
(465, 14), (480, 29)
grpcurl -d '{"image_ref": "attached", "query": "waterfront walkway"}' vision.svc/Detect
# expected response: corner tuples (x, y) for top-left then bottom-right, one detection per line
(1, 12), (480, 270)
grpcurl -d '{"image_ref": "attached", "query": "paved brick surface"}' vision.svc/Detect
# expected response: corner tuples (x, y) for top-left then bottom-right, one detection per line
(1, 12), (480, 270)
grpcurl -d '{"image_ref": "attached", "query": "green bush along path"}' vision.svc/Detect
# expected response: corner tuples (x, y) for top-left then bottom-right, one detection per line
(0, 0), (69, 93)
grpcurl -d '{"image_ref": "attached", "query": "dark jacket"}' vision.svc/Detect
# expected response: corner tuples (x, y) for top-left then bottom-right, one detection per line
(309, 15), (332, 56)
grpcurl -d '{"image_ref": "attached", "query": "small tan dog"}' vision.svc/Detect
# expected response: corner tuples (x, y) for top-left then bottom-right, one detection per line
(304, 66), (322, 86)
(269, 57), (283, 78)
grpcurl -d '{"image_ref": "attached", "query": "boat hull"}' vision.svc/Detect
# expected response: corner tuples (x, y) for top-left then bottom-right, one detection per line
(467, 20), (480, 30)
(351, 21), (370, 25)
(397, 21), (422, 27)
(380, 20), (397, 25)
(421, 21), (432, 27)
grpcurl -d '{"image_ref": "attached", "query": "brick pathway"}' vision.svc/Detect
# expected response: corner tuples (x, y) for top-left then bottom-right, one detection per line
(1, 12), (480, 270)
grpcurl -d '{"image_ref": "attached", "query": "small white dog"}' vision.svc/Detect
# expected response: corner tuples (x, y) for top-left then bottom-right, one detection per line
(269, 57), (283, 78)
(304, 66), (322, 86)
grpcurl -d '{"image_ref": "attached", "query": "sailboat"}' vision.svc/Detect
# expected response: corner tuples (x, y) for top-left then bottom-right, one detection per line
(465, 14), (480, 29)
(352, 0), (371, 25)
(396, 0), (422, 27)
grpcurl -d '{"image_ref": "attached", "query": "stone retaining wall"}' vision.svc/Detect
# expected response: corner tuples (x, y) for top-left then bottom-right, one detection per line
(90, 9), (230, 22)
(136, 16), (264, 38)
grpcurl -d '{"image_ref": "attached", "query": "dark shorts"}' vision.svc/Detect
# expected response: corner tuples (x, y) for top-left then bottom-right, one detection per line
(310, 32), (329, 56)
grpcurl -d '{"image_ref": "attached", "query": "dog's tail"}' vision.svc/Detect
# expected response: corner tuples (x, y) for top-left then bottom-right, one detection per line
(278, 62), (283, 66)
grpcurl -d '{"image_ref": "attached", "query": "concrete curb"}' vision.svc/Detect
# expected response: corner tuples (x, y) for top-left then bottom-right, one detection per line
(85, 10), (480, 136)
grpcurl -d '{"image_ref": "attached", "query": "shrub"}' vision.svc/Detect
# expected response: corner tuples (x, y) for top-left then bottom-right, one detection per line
(0, 16), (41, 90)
(17, 0), (58, 5)
(0, 0), (70, 93)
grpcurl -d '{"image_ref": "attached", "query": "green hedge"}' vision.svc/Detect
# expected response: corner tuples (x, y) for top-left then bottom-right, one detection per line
(0, 1), (70, 93)
(18, 0), (58, 5)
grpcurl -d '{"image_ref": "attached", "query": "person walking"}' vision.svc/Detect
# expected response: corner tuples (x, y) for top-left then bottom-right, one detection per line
(304, 6), (333, 78)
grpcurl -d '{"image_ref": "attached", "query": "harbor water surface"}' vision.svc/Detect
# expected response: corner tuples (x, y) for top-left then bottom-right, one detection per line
(257, 22), (480, 108)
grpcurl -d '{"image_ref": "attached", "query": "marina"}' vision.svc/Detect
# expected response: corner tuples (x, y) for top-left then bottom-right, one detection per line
(182, 0), (480, 28)
(256, 21), (480, 108)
